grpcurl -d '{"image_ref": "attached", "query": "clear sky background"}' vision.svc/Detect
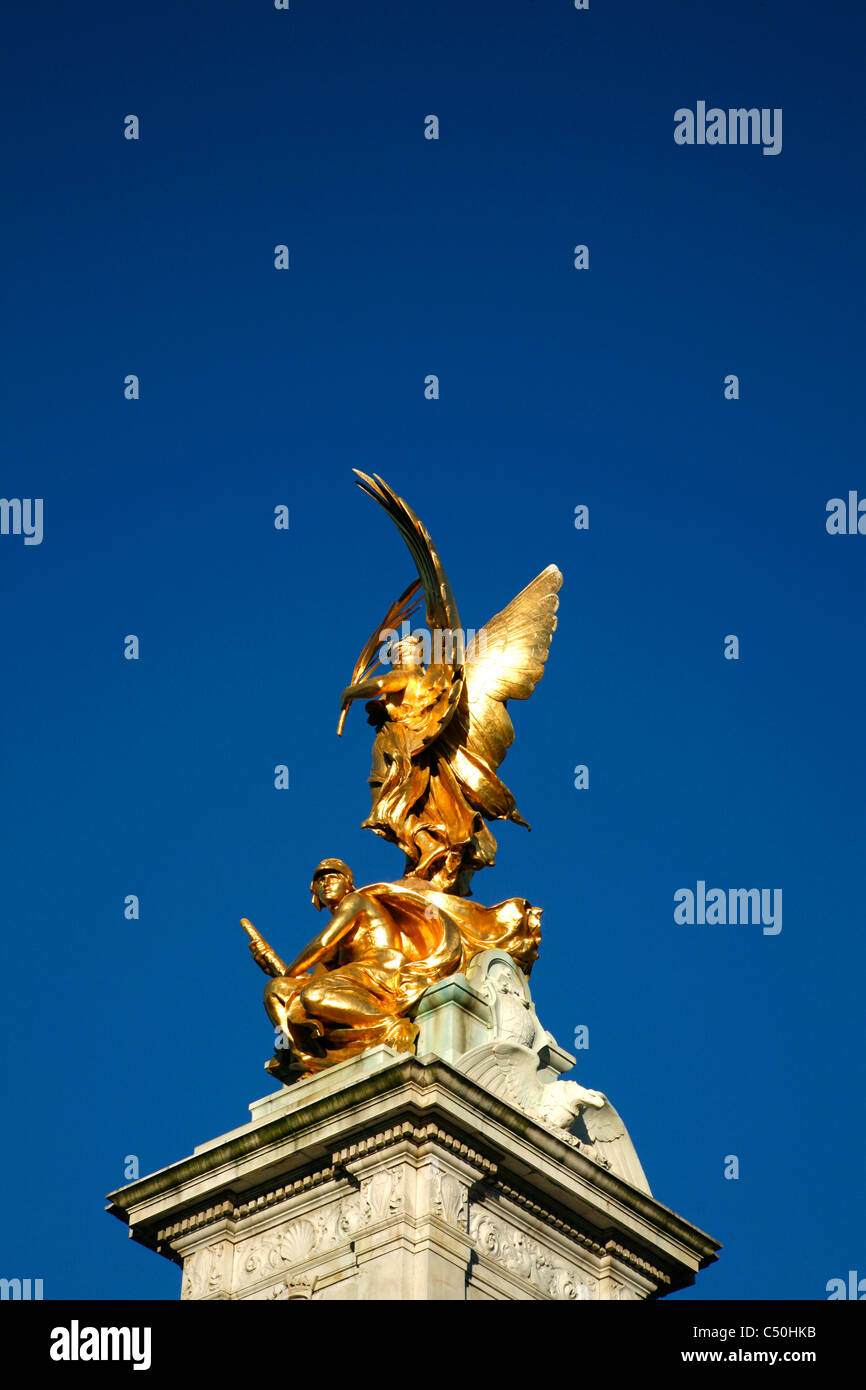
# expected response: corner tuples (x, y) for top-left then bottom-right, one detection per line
(1, 0), (864, 1301)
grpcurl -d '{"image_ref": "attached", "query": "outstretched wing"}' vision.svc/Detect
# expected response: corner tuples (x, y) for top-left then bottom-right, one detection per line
(577, 1098), (652, 1194)
(440, 564), (562, 779)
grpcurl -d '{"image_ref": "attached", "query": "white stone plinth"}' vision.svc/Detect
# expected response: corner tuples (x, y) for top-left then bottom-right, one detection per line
(107, 1046), (719, 1300)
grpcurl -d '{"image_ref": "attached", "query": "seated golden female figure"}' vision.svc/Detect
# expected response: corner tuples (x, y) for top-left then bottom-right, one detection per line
(242, 858), (543, 1077)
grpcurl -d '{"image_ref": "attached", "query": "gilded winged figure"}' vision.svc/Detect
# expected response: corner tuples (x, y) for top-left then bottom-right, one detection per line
(338, 472), (562, 895)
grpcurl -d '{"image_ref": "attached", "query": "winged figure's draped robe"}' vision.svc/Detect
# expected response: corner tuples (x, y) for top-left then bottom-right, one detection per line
(364, 714), (502, 887)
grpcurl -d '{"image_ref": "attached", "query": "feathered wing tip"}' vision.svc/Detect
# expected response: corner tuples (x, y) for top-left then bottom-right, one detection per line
(446, 562), (563, 775)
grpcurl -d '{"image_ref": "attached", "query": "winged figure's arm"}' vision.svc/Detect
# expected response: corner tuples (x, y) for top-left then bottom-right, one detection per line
(337, 579), (421, 735)
(340, 670), (409, 708)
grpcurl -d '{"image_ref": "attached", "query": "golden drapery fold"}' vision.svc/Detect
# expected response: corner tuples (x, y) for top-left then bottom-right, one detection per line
(265, 877), (542, 1076)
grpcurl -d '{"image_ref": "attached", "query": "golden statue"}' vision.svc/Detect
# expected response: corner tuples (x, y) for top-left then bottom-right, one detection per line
(243, 860), (542, 1077)
(340, 473), (562, 895)
(242, 473), (560, 1079)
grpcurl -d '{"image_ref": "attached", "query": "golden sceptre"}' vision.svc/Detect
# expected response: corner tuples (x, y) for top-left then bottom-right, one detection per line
(240, 918), (287, 977)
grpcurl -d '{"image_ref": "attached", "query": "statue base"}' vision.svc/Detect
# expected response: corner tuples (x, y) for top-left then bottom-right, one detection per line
(107, 1009), (719, 1300)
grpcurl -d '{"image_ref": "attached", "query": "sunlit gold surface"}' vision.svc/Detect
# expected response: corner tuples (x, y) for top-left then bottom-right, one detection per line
(242, 474), (559, 1077)
(243, 861), (541, 1076)
(340, 472), (561, 895)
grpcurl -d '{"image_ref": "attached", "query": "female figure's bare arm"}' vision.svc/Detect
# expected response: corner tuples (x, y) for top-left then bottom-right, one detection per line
(282, 892), (364, 975)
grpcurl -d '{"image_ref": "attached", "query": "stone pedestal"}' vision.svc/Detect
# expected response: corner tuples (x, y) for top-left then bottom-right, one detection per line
(106, 1041), (719, 1301)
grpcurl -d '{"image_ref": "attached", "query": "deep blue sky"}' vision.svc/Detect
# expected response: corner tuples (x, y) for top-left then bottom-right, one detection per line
(1, 0), (863, 1301)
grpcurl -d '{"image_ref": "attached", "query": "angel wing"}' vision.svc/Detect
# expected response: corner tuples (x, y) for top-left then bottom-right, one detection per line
(575, 1098), (652, 1194)
(436, 564), (562, 820)
(458, 1040), (542, 1111)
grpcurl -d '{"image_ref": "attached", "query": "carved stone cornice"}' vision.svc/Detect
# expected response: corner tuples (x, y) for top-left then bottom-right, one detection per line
(488, 1175), (672, 1288)
(107, 1053), (720, 1296)
(156, 1118), (497, 1256)
(333, 1118), (499, 1181)
(156, 1158), (339, 1249)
